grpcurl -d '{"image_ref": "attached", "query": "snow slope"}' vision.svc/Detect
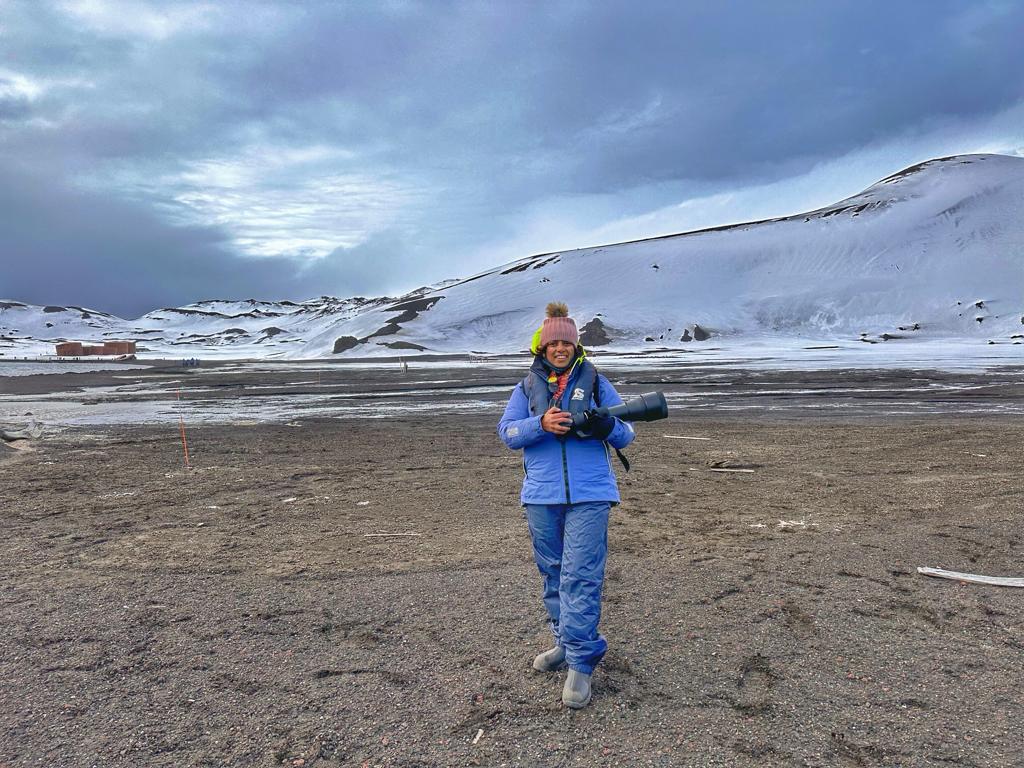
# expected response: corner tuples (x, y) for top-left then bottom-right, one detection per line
(308, 154), (1024, 356)
(3, 154), (1023, 358)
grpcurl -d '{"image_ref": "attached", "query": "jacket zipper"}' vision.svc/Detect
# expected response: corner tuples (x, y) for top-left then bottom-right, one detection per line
(561, 439), (572, 504)
(539, 367), (576, 505)
(552, 383), (573, 505)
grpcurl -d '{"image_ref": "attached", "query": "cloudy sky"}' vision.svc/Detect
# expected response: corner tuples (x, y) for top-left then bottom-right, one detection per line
(2, 0), (1023, 317)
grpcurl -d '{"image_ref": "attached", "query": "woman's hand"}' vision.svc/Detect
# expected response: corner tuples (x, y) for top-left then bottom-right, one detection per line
(582, 411), (615, 440)
(541, 406), (572, 435)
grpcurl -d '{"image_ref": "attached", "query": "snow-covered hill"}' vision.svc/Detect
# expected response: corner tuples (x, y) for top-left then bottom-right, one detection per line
(3, 154), (1023, 358)
(0, 296), (395, 358)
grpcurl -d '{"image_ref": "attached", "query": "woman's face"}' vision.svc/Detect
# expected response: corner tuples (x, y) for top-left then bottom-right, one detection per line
(544, 339), (576, 368)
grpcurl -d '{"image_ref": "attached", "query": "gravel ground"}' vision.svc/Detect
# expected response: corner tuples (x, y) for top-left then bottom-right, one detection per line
(1, 363), (1023, 767)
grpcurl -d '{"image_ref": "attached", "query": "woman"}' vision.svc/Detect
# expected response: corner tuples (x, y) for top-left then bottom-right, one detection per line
(497, 302), (636, 709)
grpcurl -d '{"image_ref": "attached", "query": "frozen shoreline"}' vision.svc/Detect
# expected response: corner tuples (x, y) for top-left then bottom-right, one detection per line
(0, 361), (151, 376)
(3, 334), (1024, 374)
(3, 353), (1023, 428)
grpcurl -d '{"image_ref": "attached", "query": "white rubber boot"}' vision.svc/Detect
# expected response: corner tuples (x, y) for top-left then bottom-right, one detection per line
(562, 669), (592, 708)
(532, 645), (567, 672)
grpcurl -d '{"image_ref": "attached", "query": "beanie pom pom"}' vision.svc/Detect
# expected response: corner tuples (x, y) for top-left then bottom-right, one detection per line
(546, 301), (569, 318)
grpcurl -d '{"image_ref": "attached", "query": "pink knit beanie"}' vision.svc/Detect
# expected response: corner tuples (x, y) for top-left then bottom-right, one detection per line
(539, 302), (579, 348)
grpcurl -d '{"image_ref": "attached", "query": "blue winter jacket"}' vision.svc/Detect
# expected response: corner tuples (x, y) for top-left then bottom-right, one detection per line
(498, 363), (636, 505)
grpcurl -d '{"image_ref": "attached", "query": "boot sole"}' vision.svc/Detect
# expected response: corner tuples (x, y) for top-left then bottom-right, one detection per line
(562, 690), (592, 709)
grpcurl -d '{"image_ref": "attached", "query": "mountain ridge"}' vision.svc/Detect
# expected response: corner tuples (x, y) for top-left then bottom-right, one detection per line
(3, 154), (1023, 358)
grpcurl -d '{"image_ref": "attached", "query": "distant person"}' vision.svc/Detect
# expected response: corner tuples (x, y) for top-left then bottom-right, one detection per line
(497, 302), (636, 709)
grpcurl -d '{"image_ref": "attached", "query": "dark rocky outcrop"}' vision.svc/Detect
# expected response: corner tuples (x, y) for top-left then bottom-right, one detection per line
(332, 336), (362, 354)
(680, 329), (692, 342)
(364, 295), (445, 339)
(43, 306), (65, 313)
(389, 296), (443, 312)
(385, 295), (443, 323)
(579, 318), (611, 347)
(364, 323), (401, 339)
(692, 324), (711, 341)
(498, 254), (559, 275)
(383, 341), (427, 351)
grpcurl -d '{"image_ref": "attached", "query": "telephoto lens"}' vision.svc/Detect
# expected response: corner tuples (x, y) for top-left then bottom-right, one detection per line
(571, 391), (668, 429)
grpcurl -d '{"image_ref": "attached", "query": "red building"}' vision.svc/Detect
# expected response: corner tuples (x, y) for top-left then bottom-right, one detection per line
(55, 342), (84, 356)
(102, 341), (136, 355)
(54, 340), (137, 356)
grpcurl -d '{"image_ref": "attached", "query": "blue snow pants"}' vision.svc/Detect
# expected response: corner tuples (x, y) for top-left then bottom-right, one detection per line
(524, 501), (611, 674)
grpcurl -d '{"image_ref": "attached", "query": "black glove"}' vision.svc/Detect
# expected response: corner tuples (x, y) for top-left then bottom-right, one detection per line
(581, 410), (615, 441)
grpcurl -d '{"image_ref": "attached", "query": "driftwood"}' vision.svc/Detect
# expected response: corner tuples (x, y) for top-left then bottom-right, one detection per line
(663, 435), (712, 440)
(0, 421), (43, 442)
(917, 567), (1024, 588)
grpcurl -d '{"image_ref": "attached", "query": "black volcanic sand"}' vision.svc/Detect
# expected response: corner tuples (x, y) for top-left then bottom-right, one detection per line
(1, 363), (1023, 767)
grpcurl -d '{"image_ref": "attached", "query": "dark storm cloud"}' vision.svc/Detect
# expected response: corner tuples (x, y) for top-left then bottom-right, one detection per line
(231, 0), (1024, 190)
(2, 0), (1023, 312)
(0, 161), (357, 318)
(323, 230), (428, 298)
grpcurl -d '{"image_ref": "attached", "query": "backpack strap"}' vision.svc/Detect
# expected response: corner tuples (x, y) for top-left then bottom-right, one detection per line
(521, 372), (548, 416)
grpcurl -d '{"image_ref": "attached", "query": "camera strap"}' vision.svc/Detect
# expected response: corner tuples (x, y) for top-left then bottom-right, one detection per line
(593, 377), (630, 472)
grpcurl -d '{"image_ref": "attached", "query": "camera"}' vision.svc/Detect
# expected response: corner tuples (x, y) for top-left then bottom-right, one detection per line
(570, 391), (668, 429)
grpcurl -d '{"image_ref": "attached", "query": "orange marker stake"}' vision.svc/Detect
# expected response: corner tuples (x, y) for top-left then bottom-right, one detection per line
(176, 388), (191, 469)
